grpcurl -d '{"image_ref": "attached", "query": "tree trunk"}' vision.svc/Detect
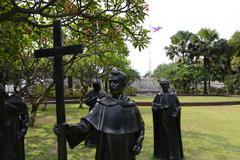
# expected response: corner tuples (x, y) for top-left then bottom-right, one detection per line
(203, 80), (208, 94)
(208, 78), (211, 88)
(79, 96), (83, 108)
(203, 55), (208, 94)
(27, 82), (55, 127)
(68, 76), (73, 96)
(195, 82), (198, 92)
(29, 103), (39, 127)
(41, 97), (48, 111)
(184, 83), (187, 93)
(79, 85), (88, 108)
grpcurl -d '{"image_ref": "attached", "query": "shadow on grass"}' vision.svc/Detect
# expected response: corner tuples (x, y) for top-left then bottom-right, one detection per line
(182, 130), (240, 160)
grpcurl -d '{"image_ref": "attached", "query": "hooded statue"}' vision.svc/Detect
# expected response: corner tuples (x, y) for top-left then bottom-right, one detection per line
(84, 78), (106, 147)
(55, 70), (144, 160)
(152, 79), (183, 160)
(85, 78), (106, 111)
(0, 82), (29, 160)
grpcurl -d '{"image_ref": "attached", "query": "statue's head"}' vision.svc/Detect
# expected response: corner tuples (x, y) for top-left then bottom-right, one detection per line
(91, 78), (101, 92)
(159, 79), (170, 93)
(109, 69), (128, 96)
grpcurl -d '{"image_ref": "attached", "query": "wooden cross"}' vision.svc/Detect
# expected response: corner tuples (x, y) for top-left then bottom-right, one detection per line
(34, 20), (84, 160)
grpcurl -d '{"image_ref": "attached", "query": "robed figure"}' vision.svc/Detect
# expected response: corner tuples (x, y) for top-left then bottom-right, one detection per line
(55, 70), (145, 160)
(152, 79), (183, 160)
(85, 79), (106, 147)
(85, 79), (106, 111)
(0, 85), (29, 160)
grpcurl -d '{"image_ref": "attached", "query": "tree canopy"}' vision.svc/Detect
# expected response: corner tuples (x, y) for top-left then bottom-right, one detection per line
(0, 0), (150, 126)
(0, 0), (150, 51)
(162, 28), (232, 94)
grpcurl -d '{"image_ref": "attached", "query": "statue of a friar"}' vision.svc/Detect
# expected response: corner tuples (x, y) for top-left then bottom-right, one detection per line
(152, 79), (183, 160)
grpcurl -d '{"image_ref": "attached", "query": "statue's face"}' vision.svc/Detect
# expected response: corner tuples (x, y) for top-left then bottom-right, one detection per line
(160, 81), (169, 93)
(109, 75), (124, 95)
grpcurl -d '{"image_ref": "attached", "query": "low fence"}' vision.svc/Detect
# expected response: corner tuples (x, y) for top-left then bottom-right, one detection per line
(136, 101), (240, 106)
(32, 97), (240, 106)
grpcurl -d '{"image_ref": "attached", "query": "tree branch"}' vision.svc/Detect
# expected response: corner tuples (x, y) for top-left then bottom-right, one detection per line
(10, 0), (57, 14)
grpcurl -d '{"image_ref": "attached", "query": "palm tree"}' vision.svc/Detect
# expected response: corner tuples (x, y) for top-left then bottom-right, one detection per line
(197, 28), (219, 94)
(227, 31), (240, 93)
(229, 31), (240, 57)
(165, 30), (197, 64)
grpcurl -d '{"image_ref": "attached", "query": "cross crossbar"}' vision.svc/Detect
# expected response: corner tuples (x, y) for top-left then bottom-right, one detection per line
(34, 44), (84, 58)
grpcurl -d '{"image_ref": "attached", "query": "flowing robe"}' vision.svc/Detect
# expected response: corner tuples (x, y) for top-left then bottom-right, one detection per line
(66, 95), (145, 160)
(152, 91), (183, 160)
(0, 94), (29, 160)
(84, 89), (106, 147)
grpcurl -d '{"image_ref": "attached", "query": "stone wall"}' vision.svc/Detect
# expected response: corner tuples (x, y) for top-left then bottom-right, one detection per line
(130, 78), (159, 95)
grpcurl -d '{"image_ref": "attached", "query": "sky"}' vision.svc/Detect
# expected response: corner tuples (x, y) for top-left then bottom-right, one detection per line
(127, 0), (240, 76)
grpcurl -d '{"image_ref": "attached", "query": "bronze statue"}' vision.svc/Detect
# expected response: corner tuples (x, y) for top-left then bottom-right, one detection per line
(0, 83), (29, 160)
(54, 70), (144, 160)
(85, 78), (106, 147)
(85, 78), (106, 111)
(152, 79), (183, 160)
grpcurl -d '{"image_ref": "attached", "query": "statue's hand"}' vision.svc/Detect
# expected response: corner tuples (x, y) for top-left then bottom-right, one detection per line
(172, 106), (180, 118)
(88, 96), (97, 104)
(152, 106), (161, 111)
(90, 96), (97, 101)
(132, 143), (142, 155)
(53, 123), (60, 135)
(53, 123), (70, 135)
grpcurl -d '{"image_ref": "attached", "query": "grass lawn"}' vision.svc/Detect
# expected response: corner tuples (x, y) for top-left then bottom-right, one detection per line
(25, 103), (240, 160)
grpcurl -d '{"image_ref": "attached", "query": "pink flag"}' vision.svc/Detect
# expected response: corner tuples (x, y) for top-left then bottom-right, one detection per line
(152, 26), (162, 32)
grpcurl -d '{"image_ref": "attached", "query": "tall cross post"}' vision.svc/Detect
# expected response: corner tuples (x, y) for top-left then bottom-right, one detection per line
(34, 20), (84, 160)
